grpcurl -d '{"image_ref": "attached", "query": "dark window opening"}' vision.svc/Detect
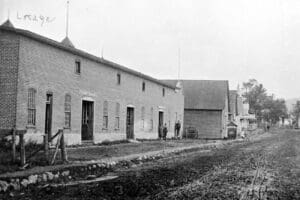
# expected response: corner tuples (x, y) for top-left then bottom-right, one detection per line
(162, 88), (165, 97)
(75, 60), (81, 74)
(117, 73), (121, 85)
(142, 82), (146, 92)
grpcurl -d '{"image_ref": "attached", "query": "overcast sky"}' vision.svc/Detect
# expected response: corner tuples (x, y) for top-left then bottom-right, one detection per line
(1, 0), (300, 99)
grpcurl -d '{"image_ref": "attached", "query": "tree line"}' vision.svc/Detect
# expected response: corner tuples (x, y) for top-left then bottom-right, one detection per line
(242, 79), (288, 124)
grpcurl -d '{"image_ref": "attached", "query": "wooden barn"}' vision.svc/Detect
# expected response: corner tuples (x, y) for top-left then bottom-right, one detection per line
(163, 80), (230, 139)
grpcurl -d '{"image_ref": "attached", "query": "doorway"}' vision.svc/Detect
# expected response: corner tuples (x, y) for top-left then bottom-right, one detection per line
(45, 93), (53, 141)
(158, 111), (164, 138)
(81, 100), (94, 141)
(126, 107), (134, 139)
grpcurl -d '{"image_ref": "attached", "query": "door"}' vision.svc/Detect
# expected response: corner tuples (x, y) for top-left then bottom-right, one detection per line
(158, 111), (164, 137)
(45, 93), (53, 141)
(184, 110), (222, 139)
(126, 107), (134, 139)
(81, 101), (94, 141)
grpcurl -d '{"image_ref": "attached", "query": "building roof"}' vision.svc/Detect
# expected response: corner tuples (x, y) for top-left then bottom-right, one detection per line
(61, 36), (75, 48)
(229, 90), (237, 114)
(1, 19), (14, 28)
(0, 21), (176, 90)
(162, 80), (229, 110)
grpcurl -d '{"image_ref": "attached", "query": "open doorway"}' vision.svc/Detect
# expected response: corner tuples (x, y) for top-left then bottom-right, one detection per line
(81, 100), (94, 141)
(158, 111), (164, 138)
(126, 107), (134, 139)
(45, 93), (53, 141)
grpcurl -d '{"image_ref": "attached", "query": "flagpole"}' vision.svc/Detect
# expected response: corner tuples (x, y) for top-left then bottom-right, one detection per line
(178, 47), (181, 80)
(66, 1), (69, 37)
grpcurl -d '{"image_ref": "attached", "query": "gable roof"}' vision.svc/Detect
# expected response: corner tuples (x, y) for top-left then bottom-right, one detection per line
(162, 80), (229, 110)
(1, 19), (14, 28)
(0, 21), (176, 90)
(61, 36), (75, 48)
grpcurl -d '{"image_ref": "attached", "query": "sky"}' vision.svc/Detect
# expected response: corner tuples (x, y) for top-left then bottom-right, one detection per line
(1, 0), (300, 99)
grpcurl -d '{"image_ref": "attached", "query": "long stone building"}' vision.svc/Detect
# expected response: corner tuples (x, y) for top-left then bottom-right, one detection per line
(0, 20), (184, 145)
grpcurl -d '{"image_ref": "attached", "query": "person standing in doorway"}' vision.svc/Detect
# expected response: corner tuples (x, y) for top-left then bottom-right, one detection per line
(175, 120), (181, 139)
(163, 123), (168, 141)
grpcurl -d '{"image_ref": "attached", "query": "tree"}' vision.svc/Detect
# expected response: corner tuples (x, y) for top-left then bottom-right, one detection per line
(291, 101), (300, 126)
(262, 97), (288, 124)
(242, 79), (267, 119)
(242, 79), (287, 124)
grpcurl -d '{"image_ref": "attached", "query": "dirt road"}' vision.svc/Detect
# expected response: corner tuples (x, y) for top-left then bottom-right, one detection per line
(4, 128), (300, 199)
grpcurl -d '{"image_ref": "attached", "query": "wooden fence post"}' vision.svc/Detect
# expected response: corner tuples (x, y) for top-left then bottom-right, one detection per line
(19, 133), (26, 166)
(12, 128), (16, 163)
(60, 130), (68, 163)
(44, 134), (49, 164)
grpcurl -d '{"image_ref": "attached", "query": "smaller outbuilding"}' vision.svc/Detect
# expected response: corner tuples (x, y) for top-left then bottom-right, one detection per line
(162, 80), (230, 139)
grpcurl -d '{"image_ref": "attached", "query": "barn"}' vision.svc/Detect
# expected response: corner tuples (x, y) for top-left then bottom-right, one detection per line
(163, 80), (230, 139)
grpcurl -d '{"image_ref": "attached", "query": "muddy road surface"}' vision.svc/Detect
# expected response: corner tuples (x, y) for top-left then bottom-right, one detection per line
(4, 129), (300, 199)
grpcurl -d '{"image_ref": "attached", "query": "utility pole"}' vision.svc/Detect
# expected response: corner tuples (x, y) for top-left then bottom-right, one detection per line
(66, 1), (70, 37)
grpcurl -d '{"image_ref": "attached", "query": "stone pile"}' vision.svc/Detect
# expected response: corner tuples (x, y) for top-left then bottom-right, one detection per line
(0, 153), (165, 193)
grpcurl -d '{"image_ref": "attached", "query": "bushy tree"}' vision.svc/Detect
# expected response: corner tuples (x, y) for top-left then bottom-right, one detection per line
(291, 101), (300, 126)
(242, 79), (267, 119)
(242, 79), (288, 123)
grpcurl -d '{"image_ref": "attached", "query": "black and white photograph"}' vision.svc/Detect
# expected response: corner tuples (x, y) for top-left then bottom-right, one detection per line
(0, 0), (299, 199)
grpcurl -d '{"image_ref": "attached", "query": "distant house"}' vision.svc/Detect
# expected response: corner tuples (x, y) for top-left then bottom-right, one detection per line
(229, 90), (238, 121)
(229, 90), (243, 134)
(163, 80), (230, 139)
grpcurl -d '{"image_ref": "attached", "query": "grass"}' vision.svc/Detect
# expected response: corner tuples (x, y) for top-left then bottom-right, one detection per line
(0, 138), (214, 174)
(67, 139), (214, 161)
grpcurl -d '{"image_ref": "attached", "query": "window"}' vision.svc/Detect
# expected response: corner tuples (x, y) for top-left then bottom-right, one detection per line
(64, 94), (71, 128)
(103, 100), (108, 129)
(142, 82), (145, 92)
(115, 103), (120, 129)
(141, 106), (145, 130)
(75, 60), (81, 74)
(150, 107), (154, 131)
(117, 73), (121, 85)
(27, 88), (36, 126)
(162, 88), (165, 97)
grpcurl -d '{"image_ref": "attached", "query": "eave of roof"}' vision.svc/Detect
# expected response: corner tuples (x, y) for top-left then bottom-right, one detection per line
(0, 25), (176, 90)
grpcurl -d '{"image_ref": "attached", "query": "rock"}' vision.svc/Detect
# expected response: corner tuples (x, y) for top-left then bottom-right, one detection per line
(10, 181), (20, 191)
(53, 174), (59, 180)
(42, 173), (48, 182)
(45, 172), (54, 181)
(0, 180), (9, 192)
(61, 170), (70, 177)
(98, 163), (105, 168)
(20, 179), (29, 188)
(170, 179), (175, 186)
(87, 175), (96, 180)
(28, 175), (38, 184)
(92, 164), (97, 169)
(37, 175), (43, 183)
(137, 157), (143, 161)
